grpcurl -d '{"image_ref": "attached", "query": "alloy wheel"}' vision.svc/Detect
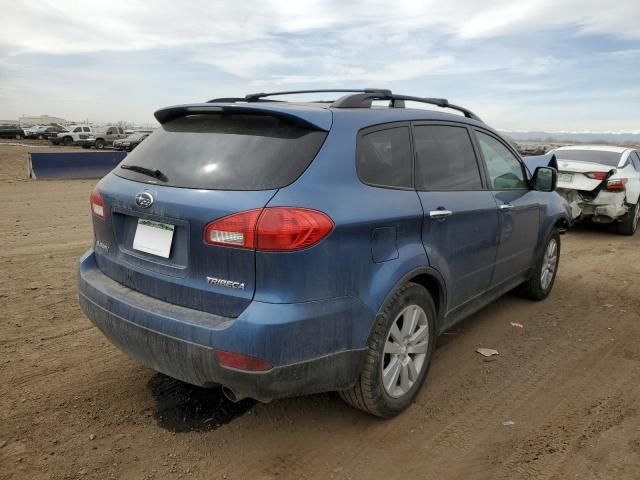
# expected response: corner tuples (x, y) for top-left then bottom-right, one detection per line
(381, 305), (429, 398)
(541, 238), (558, 290)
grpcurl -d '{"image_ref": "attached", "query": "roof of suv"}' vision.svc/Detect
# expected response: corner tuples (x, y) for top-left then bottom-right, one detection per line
(155, 101), (486, 133)
(155, 89), (487, 132)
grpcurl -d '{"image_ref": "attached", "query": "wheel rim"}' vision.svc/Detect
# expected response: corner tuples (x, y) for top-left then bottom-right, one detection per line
(381, 304), (429, 398)
(540, 238), (558, 291)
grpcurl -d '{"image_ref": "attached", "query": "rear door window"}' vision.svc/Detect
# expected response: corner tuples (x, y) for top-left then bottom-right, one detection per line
(413, 125), (482, 190)
(115, 114), (327, 190)
(357, 126), (412, 188)
(476, 131), (528, 190)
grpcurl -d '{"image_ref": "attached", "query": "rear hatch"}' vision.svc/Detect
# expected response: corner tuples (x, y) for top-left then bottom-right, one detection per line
(555, 149), (622, 191)
(91, 106), (329, 318)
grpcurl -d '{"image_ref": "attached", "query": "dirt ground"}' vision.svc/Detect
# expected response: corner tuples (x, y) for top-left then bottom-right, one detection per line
(1, 141), (639, 480)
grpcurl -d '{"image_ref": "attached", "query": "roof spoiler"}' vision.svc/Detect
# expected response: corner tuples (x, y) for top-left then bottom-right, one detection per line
(153, 104), (333, 131)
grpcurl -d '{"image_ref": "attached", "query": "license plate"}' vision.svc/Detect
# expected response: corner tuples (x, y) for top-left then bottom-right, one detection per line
(133, 219), (175, 258)
(558, 173), (573, 183)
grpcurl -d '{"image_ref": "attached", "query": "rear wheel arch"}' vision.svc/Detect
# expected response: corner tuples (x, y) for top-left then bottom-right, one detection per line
(374, 267), (446, 332)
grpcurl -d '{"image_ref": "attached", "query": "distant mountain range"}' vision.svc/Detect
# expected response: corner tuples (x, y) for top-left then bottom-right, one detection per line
(499, 131), (640, 143)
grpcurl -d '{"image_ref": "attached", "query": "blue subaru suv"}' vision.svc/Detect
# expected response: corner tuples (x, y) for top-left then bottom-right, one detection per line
(78, 89), (570, 417)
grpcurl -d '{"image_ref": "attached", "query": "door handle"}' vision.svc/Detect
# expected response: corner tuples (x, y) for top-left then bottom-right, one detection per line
(429, 209), (453, 220)
(499, 204), (514, 211)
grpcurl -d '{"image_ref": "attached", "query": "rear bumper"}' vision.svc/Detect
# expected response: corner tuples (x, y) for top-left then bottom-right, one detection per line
(78, 250), (370, 401)
(557, 189), (627, 221)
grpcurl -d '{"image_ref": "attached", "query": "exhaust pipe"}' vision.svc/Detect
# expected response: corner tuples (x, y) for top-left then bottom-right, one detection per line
(222, 386), (246, 403)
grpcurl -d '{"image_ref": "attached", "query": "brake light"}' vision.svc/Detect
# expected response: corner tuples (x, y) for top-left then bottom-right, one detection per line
(90, 187), (105, 219)
(215, 350), (272, 371)
(203, 207), (334, 251)
(606, 178), (627, 191)
(585, 172), (608, 180)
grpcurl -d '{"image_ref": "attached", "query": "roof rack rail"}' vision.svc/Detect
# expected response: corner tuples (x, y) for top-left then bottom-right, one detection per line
(207, 89), (482, 122)
(207, 89), (391, 104)
(331, 92), (482, 122)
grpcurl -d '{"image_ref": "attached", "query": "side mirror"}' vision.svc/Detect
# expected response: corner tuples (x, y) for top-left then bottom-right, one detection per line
(532, 166), (557, 192)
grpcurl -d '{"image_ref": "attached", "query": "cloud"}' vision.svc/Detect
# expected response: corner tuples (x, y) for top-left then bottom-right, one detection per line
(0, 0), (638, 131)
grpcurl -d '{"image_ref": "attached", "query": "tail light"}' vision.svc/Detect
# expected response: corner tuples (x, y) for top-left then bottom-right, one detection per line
(90, 187), (105, 219)
(584, 172), (608, 180)
(215, 350), (272, 371)
(203, 207), (334, 251)
(606, 178), (627, 191)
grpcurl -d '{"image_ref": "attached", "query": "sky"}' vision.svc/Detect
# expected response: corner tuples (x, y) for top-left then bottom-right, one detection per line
(0, 0), (639, 132)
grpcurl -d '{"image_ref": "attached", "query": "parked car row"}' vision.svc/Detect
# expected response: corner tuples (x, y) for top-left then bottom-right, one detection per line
(43, 125), (153, 150)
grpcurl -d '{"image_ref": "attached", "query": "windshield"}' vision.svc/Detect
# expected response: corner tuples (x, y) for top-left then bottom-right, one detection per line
(115, 113), (327, 190)
(555, 149), (622, 167)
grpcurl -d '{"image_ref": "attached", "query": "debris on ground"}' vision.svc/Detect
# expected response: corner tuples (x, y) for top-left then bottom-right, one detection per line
(476, 348), (499, 357)
(502, 421), (515, 426)
(510, 322), (524, 328)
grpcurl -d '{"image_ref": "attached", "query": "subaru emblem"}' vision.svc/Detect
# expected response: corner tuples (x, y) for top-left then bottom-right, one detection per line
(135, 192), (154, 208)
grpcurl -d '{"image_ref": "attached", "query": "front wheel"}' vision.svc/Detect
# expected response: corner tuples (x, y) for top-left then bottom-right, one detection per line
(517, 230), (560, 300)
(617, 201), (639, 236)
(62, 136), (73, 146)
(15, 133), (23, 140)
(95, 139), (105, 149)
(339, 282), (436, 418)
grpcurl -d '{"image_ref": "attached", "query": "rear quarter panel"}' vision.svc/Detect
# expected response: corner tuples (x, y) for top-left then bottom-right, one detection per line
(254, 115), (428, 318)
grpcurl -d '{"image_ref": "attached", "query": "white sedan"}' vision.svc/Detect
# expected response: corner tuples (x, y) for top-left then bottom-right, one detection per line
(552, 145), (640, 235)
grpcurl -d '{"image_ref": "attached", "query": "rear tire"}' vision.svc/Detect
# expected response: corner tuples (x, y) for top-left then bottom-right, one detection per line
(517, 229), (560, 300)
(617, 201), (639, 236)
(339, 282), (436, 418)
(15, 133), (23, 140)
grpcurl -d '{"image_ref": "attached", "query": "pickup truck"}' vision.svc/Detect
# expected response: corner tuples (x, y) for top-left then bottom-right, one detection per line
(49, 125), (93, 146)
(78, 126), (127, 149)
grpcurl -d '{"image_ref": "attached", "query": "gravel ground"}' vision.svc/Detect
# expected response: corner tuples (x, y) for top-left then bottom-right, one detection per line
(1, 141), (639, 480)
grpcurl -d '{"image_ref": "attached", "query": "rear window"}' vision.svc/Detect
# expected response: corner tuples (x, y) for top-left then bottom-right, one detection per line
(115, 114), (327, 190)
(555, 149), (622, 167)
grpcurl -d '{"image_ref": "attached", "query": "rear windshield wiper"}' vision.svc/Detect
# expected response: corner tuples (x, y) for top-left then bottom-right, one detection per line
(120, 164), (168, 182)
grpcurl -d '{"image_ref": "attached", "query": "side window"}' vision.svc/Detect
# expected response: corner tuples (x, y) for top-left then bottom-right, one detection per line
(107, 127), (115, 134)
(476, 131), (528, 190)
(632, 152), (640, 171)
(357, 126), (412, 188)
(414, 125), (482, 190)
(73, 127), (82, 132)
(84, 127), (91, 132)
(118, 127), (124, 134)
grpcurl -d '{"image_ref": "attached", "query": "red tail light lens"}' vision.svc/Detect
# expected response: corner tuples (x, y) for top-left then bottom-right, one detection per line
(215, 350), (272, 372)
(585, 172), (608, 180)
(90, 187), (105, 219)
(256, 207), (334, 251)
(606, 178), (627, 191)
(203, 207), (334, 251)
